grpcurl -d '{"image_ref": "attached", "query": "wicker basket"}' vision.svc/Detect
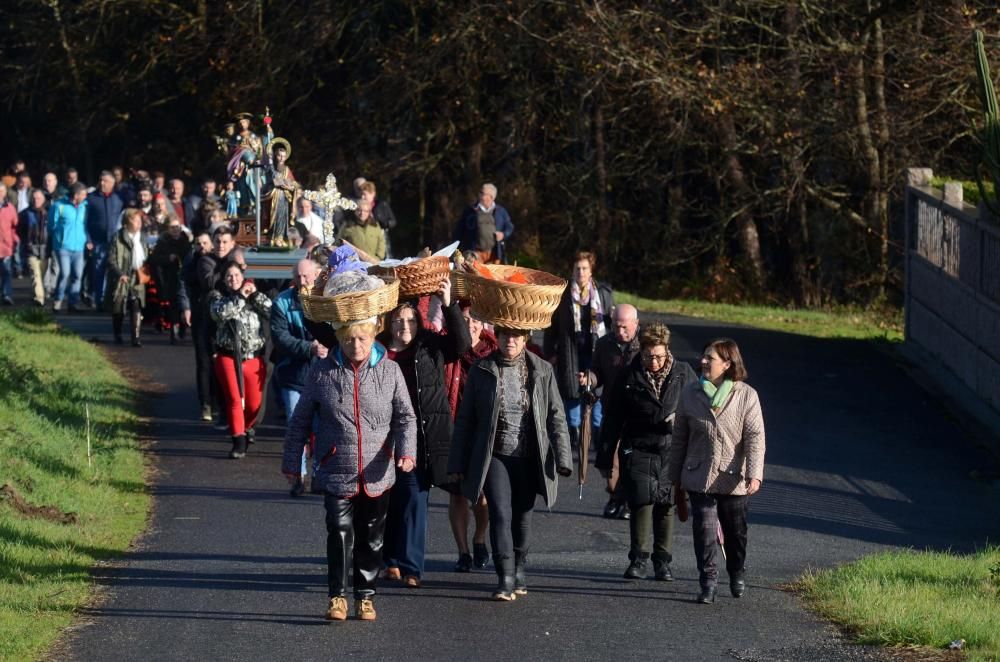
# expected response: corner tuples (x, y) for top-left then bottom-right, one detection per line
(450, 269), (471, 301)
(369, 255), (451, 298)
(465, 265), (567, 330)
(299, 271), (400, 324)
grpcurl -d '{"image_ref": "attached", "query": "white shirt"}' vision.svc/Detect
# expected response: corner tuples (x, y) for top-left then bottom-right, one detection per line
(297, 212), (327, 244)
(16, 188), (30, 212)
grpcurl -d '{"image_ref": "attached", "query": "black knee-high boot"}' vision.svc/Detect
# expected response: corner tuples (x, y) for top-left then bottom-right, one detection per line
(112, 314), (124, 344)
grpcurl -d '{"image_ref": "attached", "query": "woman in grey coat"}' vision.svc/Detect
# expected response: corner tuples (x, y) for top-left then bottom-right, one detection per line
(668, 338), (765, 604)
(282, 318), (417, 622)
(448, 327), (573, 601)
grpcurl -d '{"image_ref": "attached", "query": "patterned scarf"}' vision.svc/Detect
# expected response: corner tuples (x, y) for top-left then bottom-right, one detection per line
(644, 350), (673, 399)
(571, 279), (607, 338)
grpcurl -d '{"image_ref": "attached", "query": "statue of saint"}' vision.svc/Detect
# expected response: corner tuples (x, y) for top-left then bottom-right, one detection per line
(226, 112), (270, 216)
(262, 138), (300, 246)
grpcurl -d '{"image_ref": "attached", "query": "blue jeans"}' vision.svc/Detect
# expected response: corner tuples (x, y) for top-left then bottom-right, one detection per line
(564, 397), (603, 429)
(281, 387), (316, 477)
(89, 242), (110, 307)
(55, 249), (85, 305)
(0, 256), (12, 299)
(383, 469), (430, 577)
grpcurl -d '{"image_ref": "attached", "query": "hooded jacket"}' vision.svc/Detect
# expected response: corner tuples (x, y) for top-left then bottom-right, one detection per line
(282, 344), (418, 497)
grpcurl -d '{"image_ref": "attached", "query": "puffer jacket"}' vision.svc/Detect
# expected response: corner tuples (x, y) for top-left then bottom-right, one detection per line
(377, 302), (471, 485)
(208, 288), (272, 358)
(667, 381), (766, 497)
(281, 343), (418, 497)
(596, 355), (697, 506)
(448, 351), (573, 508)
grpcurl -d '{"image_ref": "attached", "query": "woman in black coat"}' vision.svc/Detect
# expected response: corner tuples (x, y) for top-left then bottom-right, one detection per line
(379, 278), (471, 587)
(543, 251), (614, 451)
(596, 323), (697, 581)
(149, 217), (192, 343)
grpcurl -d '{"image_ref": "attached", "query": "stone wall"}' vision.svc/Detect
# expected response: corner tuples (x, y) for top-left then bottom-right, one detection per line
(904, 168), (1000, 414)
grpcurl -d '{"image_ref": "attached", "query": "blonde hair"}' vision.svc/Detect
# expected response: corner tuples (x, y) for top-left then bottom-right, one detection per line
(334, 321), (378, 345)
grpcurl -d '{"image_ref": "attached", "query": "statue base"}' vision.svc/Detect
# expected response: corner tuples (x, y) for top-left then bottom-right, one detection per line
(243, 247), (308, 280)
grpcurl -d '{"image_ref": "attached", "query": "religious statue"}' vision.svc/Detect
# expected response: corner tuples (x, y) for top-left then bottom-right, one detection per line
(262, 137), (301, 247)
(226, 111), (271, 216)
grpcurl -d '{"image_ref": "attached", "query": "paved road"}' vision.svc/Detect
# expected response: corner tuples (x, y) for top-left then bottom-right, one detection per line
(48, 302), (1000, 662)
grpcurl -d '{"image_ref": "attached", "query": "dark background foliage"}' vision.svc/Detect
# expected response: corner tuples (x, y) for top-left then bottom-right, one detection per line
(2, 1), (997, 305)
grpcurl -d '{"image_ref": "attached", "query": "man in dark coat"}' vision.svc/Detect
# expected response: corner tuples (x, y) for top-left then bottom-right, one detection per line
(271, 258), (327, 496)
(588, 303), (641, 519)
(85, 170), (124, 309)
(453, 183), (514, 263)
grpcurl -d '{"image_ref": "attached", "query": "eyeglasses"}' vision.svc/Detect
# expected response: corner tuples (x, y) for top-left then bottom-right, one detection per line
(642, 352), (668, 362)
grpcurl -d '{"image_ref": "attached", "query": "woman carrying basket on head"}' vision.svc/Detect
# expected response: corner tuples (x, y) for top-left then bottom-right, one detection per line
(447, 264), (573, 601)
(282, 246), (417, 622)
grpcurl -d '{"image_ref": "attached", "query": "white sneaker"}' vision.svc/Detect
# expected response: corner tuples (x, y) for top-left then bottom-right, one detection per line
(52, 300), (63, 311)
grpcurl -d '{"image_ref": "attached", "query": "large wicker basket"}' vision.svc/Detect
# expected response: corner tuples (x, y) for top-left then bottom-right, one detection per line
(465, 265), (567, 330)
(300, 271), (400, 324)
(369, 255), (451, 298)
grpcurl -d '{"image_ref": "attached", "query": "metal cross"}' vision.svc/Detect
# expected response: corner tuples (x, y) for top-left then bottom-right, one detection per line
(303, 174), (357, 244)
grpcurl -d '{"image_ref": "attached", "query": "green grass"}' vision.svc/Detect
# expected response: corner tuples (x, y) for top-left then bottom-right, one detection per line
(0, 308), (150, 662)
(798, 549), (1000, 661)
(617, 292), (904, 341)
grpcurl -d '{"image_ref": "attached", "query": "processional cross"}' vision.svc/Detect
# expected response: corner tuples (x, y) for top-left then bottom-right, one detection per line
(303, 174), (358, 244)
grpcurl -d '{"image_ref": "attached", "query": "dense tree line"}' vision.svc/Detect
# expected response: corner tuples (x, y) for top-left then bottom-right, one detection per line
(1, 1), (997, 305)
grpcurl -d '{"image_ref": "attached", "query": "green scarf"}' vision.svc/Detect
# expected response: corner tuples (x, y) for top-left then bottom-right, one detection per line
(701, 377), (734, 410)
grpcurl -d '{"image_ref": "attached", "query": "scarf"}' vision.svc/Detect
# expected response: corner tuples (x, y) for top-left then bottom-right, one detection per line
(497, 350), (530, 411)
(701, 377), (734, 410)
(571, 279), (607, 338)
(128, 231), (145, 272)
(644, 350), (673, 399)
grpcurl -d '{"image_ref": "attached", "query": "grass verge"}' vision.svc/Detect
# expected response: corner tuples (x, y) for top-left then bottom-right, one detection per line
(617, 292), (903, 341)
(0, 308), (150, 662)
(798, 548), (1000, 661)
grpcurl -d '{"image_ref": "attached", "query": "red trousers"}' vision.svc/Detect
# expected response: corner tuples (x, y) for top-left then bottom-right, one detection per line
(213, 355), (265, 436)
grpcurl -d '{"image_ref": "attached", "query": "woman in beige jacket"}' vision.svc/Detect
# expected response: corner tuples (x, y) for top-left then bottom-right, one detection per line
(668, 338), (765, 604)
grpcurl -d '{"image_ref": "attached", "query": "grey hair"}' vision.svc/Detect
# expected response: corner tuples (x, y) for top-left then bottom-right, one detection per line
(481, 183), (498, 198)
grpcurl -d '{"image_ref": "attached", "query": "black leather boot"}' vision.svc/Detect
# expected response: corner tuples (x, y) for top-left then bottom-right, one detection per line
(229, 435), (247, 459)
(730, 571), (746, 598)
(697, 585), (717, 604)
(112, 314), (124, 345)
(493, 556), (517, 601)
(623, 552), (649, 579)
(652, 553), (673, 582)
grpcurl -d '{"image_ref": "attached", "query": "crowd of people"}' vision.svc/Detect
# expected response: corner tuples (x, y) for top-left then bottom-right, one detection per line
(1, 158), (766, 621)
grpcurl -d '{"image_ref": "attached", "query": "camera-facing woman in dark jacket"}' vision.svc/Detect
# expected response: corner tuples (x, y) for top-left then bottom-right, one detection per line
(597, 323), (697, 581)
(378, 277), (471, 588)
(448, 326), (573, 601)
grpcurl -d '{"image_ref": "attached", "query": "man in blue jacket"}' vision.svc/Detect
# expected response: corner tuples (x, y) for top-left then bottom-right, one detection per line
(270, 258), (326, 496)
(49, 184), (89, 311)
(86, 171), (124, 308)
(453, 182), (514, 264)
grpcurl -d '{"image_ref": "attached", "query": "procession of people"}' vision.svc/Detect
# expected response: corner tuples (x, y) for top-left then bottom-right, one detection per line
(1, 109), (766, 623)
